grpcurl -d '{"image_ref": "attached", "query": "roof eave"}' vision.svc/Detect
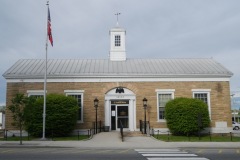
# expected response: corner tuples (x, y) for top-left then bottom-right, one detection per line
(3, 73), (233, 79)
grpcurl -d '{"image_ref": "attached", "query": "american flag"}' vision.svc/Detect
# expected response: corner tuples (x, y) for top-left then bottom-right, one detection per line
(48, 7), (53, 46)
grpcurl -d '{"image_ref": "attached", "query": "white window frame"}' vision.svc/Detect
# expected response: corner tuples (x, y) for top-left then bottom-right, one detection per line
(27, 90), (45, 97)
(192, 89), (211, 119)
(155, 89), (175, 122)
(64, 90), (84, 123)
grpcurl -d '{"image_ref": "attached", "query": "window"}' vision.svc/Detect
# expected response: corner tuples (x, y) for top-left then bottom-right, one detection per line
(68, 94), (82, 121)
(158, 94), (172, 120)
(27, 90), (44, 98)
(194, 93), (208, 104)
(192, 89), (211, 119)
(115, 35), (121, 46)
(64, 90), (84, 123)
(156, 89), (175, 121)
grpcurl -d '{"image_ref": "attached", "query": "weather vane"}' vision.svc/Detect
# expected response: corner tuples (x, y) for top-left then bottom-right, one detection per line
(115, 12), (121, 26)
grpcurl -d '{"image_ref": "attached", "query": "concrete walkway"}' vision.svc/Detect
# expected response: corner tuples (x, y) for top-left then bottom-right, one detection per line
(1, 132), (240, 149)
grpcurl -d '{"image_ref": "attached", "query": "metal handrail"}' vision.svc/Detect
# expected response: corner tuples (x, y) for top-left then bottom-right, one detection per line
(119, 120), (124, 142)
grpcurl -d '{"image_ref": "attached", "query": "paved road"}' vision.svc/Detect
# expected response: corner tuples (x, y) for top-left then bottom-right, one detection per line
(0, 148), (144, 160)
(1, 147), (239, 160)
(185, 148), (240, 160)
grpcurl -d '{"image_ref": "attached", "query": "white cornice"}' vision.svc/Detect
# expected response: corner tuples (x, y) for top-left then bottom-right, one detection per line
(5, 77), (231, 83)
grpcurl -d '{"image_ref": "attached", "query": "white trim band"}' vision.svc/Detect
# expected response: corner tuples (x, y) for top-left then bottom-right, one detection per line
(6, 77), (231, 83)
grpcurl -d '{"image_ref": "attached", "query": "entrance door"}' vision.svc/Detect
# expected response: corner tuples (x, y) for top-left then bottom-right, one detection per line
(117, 106), (129, 129)
(111, 105), (129, 130)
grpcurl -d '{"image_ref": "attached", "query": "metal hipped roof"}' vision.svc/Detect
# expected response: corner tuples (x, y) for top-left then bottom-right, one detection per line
(2, 58), (233, 79)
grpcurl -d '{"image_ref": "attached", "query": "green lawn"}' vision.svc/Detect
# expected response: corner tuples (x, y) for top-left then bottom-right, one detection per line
(2, 134), (240, 142)
(153, 134), (240, 142)
(0, 135), (90, 141)
(0, 136), (33, 141)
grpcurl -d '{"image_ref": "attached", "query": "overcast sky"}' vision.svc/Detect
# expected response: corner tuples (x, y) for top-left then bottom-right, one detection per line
(1, 0), (240, 106)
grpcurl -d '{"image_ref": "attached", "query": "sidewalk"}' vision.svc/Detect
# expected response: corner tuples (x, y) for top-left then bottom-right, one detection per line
(1, 132), (240, 149)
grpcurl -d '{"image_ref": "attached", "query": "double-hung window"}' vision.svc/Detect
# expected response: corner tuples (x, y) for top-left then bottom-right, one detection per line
(64, 90), (84, 123)
(192, 89), (211, 119)
(156, 89), (175, 121)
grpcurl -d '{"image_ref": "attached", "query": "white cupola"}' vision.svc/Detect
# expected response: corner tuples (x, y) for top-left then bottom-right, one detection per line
(109, 24), (126, 61)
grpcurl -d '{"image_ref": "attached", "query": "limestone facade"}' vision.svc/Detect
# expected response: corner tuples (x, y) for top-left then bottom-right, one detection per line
(5, 80), (232, 132)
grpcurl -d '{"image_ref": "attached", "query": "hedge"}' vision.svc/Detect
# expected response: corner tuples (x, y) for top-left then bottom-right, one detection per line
(24, 94), (79, 137)
(165, 97), (210, 136)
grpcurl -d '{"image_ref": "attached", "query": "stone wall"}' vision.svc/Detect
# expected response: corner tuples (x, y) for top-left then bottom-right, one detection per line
(5, 81), (232, 131)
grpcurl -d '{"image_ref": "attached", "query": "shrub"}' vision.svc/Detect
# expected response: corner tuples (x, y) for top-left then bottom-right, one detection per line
(165, 97), (210, 136)
(24, 94), (78, 137)
(8, 93), (28, 145)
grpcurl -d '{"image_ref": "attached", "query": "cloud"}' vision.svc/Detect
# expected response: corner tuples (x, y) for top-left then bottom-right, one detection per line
(1, 0), (240, 104)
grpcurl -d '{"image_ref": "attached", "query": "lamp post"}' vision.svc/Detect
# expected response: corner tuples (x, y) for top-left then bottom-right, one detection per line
(143, 97), (148, 134)
(94, 98), (99, 134)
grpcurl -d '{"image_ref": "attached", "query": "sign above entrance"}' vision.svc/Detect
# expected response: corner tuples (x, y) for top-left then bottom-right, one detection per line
(111, 100), (129, 104)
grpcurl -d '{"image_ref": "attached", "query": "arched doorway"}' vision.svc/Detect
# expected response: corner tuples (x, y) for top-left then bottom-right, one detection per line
(104, 87), (136, 131)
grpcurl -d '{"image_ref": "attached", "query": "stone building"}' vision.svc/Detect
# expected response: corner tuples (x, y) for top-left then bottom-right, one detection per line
(3, 24), (233, 133)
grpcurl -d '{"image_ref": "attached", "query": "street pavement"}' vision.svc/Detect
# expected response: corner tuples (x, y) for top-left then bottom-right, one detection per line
(1, 132), (240, 149)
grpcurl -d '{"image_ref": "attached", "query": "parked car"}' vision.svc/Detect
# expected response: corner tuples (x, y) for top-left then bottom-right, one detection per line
(232, 121), (240, 130)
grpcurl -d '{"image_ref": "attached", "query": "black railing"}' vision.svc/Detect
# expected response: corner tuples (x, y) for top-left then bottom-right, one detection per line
(139, 120), (150, 134)
(139, 120), (142, 133)
(92, 120), (103, 134)
(0, 129), (4, 139)
(151, 129), (171, 141)
(119, 120), (124, 142)
(2, 129), (92, 141)
(150, 129), (240, 142)
(2, 130), (30, 141)
(51, 129), (92, 141)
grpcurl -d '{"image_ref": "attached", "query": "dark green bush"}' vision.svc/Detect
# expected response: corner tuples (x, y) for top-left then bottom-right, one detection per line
(24, 94), (78, 137)
(165, 97), (210, 136)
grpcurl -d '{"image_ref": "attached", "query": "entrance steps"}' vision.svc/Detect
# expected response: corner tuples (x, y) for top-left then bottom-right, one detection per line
(124, 131), (146, 137)
(89, 131), (163, 147)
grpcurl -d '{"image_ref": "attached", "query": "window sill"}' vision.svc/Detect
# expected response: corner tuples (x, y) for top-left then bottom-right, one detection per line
(158, 120), (166, 123)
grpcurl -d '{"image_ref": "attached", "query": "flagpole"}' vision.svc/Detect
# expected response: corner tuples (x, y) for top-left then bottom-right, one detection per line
(42, 1), (49, 140)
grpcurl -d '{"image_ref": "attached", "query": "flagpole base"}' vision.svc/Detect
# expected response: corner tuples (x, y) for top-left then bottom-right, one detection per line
(40, 137), (49, 141)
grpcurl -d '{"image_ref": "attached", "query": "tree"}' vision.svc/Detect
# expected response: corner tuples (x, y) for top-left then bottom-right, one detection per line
(0, 105), (5, 129)
(165, 97), (210, 136)
(24, 94), (79, 137)
(0, 105), (6, 113)
(8, 93), (28, 145)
